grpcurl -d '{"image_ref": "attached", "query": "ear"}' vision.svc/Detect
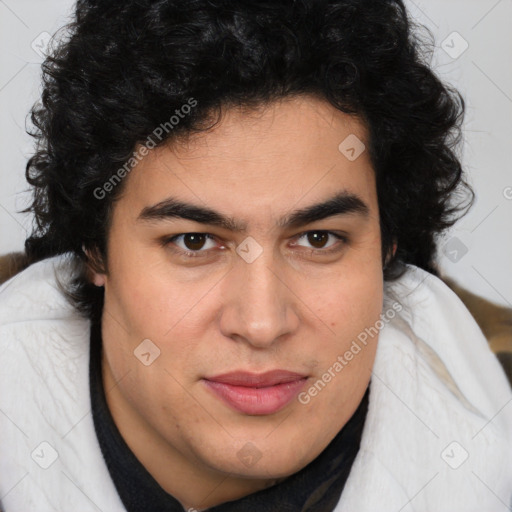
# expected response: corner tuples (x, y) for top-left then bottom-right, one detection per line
(384, 240), (398, 269)
(91, 271), (106, 287)
(83, 245), (107, 287)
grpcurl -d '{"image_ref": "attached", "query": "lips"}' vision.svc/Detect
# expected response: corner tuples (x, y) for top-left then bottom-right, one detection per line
(203, 370), (308, 415)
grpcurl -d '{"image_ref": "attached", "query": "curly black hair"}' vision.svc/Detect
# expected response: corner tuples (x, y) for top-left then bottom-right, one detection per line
(24, 0), (473, 321)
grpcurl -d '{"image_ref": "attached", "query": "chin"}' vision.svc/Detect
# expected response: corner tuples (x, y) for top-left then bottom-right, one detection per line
(196, 435), (317, 480)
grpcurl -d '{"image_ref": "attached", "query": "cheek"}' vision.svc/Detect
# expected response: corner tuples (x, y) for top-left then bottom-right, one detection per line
(106, 258), (186, 338)
(320, 262), (383, 333)
(310, 266), (383, 395)
(103, 264), (209, 386)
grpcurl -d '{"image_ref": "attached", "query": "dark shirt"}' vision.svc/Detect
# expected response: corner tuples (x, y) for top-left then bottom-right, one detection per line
(89, 318), (369, 512)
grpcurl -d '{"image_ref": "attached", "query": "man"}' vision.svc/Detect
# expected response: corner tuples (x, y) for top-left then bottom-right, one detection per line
(1, 1), (511, 511)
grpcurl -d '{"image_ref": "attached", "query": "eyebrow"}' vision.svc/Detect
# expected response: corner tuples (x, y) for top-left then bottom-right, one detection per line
(137, 191), (370, 232)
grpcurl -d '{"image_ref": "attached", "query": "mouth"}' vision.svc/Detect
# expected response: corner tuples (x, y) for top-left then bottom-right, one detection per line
(202, 370), (309, 415)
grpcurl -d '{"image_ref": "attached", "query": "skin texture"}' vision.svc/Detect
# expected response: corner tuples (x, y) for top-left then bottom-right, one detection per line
(92, 95), (384, 510)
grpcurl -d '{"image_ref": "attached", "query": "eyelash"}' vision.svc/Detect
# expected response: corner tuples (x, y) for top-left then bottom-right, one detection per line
(161, 231), (348, 259)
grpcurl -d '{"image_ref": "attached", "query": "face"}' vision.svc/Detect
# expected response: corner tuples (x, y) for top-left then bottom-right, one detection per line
(93, 95), (384, 506)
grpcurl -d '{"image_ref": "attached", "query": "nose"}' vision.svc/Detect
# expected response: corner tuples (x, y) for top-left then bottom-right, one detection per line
(218, 253), (300, 349)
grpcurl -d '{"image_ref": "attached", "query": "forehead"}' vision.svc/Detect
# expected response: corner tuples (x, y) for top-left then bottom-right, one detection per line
(167, 96), (369, 167)
(115, 95), (377, 227)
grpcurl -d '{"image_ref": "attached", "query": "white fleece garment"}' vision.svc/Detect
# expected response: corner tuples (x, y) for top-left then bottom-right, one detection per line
(0, 254), (511, 512)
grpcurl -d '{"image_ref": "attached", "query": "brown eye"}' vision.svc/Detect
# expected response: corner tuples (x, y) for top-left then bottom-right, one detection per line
(164, 233), (218, 255)
(182, 233), (208, 251)
(292, 231), (347, 256)
(307, 232), (330, 249)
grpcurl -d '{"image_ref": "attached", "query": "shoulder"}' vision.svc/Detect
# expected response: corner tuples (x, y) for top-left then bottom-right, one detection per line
(383, 265), (512, 419)
(385, 264), (480, 322)
(0, 253), (90, 416)
(0, 255), (124, 511)
(0, 253), (81, 327)
(336, 267), (512, 510)
(0, 252), (90, 396)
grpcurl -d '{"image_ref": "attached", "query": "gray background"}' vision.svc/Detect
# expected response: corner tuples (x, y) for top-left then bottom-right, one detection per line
(1, 0), (511, 306)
